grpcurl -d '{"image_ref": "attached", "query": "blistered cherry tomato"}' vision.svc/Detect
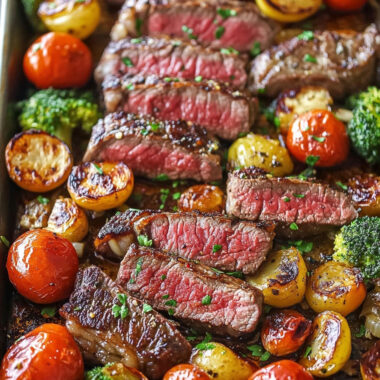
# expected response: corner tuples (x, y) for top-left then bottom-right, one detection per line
(6, 229), (78, 304)
(261, 309), (312, 356)
(286, 110), (349, 167)
(163, 364), (211, 380)
(248, 360), (314, 380)
(0, 323), (83, 380)
(23, 32), (92, 89)
(325, 0), (367, 12)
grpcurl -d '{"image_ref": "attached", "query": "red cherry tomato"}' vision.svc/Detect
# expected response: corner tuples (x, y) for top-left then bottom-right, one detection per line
(6, 229), (78, 304)
(248, 360), (314, 380)
(261, 309), (312, 356)
(324, 0), (367, 12)
(0, 323), (84, 380)
(23, 32), (92, 89)
(163, 364), (211, 380)
(286, 109), (349, 167)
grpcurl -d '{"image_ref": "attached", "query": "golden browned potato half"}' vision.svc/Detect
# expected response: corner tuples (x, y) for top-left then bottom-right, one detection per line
(247, 247), (307, 308)
(178, 185), (225, 213)
(276, 87), (333, 134)
(305, 261), (366, 316)
(38, 0), (101, 40)
(228, 133), (294, 177)
(190, 342), (257, 380)
(67, 161), (134, 211)
(47, 197), (89, 242)
(5, 130), (73, 193)
(299, 311), (351, 377)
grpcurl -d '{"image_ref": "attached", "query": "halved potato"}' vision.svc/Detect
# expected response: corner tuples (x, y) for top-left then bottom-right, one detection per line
(47, 197), (88, 241)
(67, 161), (134, 211)
(5, 130), (73, 193)
(191, 342), (257, 380)
(247, 247), (307, 308)
(276, 87), (333, 134)
(256, 0), (322, 22)
(178, 185), (225, 213)
(305, 261), (366, 316)
(299, 311), (351, 377)
(38, 0), (101, 40)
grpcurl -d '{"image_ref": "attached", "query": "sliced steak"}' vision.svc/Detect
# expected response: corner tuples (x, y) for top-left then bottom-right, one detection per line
(249, 25), (378, 98)
(59, 266), (191, 380)
(95, 36), (248, 89)
(111, 0), (277, 52)
(226, 168), (358, 237)
(103, 75), (257, 140)
(83, 112), (222, 182)
(94, 209), (275, 274)
(117, 245), (263, 337)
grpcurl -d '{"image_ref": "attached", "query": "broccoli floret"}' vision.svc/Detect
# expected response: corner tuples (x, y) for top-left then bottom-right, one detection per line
(85, 365), (112, 380)
(333, 216), (380, 281)
(20, 0), (47, 32)
(85, 363), (141, 380)
(17, 89), (102, 146)
(347, 87), (380, 165)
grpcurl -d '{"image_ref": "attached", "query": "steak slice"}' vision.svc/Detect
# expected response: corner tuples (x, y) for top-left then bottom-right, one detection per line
(117, 245), (263, 337)
(226, 168), (358, 237)
(95, 36), (248, 89)
(102, 75), (257, 140)
(83, 112), (222, 182)
(94, 209), (275, 275)
(249, 24), (378, 98)
(111, 0), (277, 52)
(59, 266), (191, 380)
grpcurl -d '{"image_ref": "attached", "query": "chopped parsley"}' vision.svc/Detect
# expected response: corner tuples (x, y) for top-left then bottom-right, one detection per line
(172, 180), (179, 188)
(257, 88), (266, 94)
(288, 240), (313, 253)
(290, 222), (299, 231)
(161, 275), (167, 281)
(143, 304), (153, 313)
(283, 197), (290, 202)
(162, 294), (170, 299)
(260, 351), (271, 361)
(304, 54), (317, 63)
(186, 335), (197, 341)
(247, 345), (271, 361)
(305, 155), (320, 166)
(311, 135), (325, 142)
(165, 299), (177, 307)
(304, 345), (312, 358)
(159, 188), (170, 209)
(150, 122), (160, 131)
(154, 174), (169, 181)
(220, 47), (239, 55)
(217, 8), (237, 18)
(168, 308), (175, 316)
(195, 76), (203, 82)
(112, 293), (129, 319)
(226, 271), (243, 279)
(122, 57), (134, 67)
(274, 116), (281, 128)
(297, 30), (314, 41)
(195, 332), (215, 351)
(37, 195), (49, 205)
(131, 37), (142, 44)
(355, 324), (366, 338)
(135, 18), (143, 36)
(336, 181), (348, 191)
(141, 128), (149, 136)
(93, 163), (103, 175)
(201, 295), (212, 305)
(250, 42), (261, 57)
(172, 192), (181, 200)
(215, 26), (225, 39)
(293, 193), (305, 198)
(182, 25), (197, 39)
(302, 124), (310, 131)
(212, 244), (222, 253)
(41, 306), (56, 318)
(137, 235), (152, 247)
(125, 83), (135, 91)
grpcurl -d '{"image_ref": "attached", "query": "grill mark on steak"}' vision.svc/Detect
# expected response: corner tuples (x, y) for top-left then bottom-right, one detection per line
(95, 36), (248, 88)
(59, 266), (191, 380)
(111, 0), (277, 52)
(95, 209), (275, 274)
(83, 112), (222, 182)
(226, 168), (358, 237)
(102, 74), (257, 141)
(249, 24), (378, 98)
(117, 244), (263, 337)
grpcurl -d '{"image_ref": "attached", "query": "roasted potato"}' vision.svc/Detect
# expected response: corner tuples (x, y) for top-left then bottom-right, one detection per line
(299, 311), (351, 377)
(276, 87), (333, 134)
(228, 133), (294, 177)
(360, 281), (380, 339)
(247, 247), (307, 308)
(305, 261), (366, 316)
(47, 197), (88, 242)
(5, 130), (73, 193)
(190, 342), (257, 380)
(20, 196), (53, 230)
(163, 364), (211, 380)
(256, 0), (321, 22)
(67, 162), (134, 211)
(38, 0), (101, 40)
(261, 309), (312, 356)
(360, 340), (380, 380)
(178, 185), (225, 213)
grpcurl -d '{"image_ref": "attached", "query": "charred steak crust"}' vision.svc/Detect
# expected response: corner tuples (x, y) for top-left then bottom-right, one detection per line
(95, 209), (275, 274)
(95, 36), (249, 88)
(226, 169), (358, 236)
(117, 245), (263, 337)
(102, 75), (257, 140)
(249, 24), (378, 98)
(59, 266), (191, 379)
(111, 0), (277, 52)
(83, 112), (222, 182)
